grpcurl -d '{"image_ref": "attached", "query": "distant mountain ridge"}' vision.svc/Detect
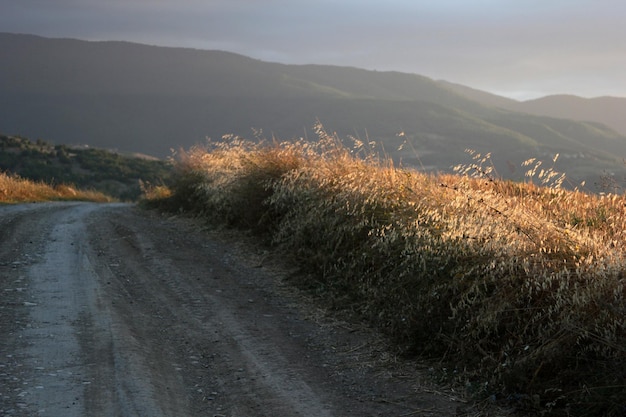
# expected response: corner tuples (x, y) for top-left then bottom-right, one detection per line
(514, 95), (626, 137)
(439, 81), (626, 136)
(1, 33), (625, 192)
(0, 33), (478, 105)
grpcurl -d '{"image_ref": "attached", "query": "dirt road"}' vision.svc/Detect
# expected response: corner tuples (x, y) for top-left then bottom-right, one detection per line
(0, 202), (462, 416)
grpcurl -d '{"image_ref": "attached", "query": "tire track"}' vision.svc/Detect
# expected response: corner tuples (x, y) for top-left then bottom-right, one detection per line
(2, 203), (461, 416)
(0, 203), (178, 417)
(94, 210), (334, 416)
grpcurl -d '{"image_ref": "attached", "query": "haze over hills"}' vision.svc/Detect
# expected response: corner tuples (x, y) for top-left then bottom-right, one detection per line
(440, 81), (626, 137)
(1, 32), (625, 191)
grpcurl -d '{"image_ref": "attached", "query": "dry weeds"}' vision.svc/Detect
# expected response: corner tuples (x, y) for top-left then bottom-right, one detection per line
(151, 123), (626, 416)
(0, 172), (113, 203)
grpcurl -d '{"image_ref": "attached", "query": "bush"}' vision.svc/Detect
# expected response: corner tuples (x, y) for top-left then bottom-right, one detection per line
(153, 124), (626, 416)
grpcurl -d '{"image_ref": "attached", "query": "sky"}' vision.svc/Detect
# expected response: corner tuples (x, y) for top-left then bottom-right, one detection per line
(1, 0), (625, 100)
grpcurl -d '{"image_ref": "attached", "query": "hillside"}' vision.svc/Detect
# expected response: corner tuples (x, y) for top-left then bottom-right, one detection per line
(515, 95), (626, 137)
(0, 134), (172, 200)
(1, 33), (625, 192)
(440, 81), (626, 137)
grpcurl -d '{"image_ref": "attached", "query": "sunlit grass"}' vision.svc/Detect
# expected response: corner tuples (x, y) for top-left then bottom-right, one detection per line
(149, 123), (626, 416)
(0, 172), (114, 203)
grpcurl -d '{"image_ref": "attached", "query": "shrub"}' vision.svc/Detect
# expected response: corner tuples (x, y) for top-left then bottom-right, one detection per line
(154, 124), (626, 416)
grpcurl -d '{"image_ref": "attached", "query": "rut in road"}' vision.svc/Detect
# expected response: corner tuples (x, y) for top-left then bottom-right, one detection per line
(90, 208), (336, 416)
(1, 203), (169, 416)
(0, 203), (460, 417)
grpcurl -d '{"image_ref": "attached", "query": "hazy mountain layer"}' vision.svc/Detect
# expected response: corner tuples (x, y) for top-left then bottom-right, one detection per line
(440, 80), (626, 136)
(1, 33), (625, 191)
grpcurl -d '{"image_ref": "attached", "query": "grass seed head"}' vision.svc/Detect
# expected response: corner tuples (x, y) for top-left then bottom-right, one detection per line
(154, 124), (626, 416)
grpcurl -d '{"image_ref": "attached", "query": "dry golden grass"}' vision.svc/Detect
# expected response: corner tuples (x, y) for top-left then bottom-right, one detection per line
(151, 123), (626, 416)
(0, 172), (113, 203)
(138, 179), (172, 201)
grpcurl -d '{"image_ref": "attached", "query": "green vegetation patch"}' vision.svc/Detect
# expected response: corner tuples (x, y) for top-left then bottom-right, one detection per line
(149, 124), (626, 416)
(0, 134), (173, 200)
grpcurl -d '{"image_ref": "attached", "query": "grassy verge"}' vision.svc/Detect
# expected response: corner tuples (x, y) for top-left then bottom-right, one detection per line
(147, 125), (626, 416)
(1, 134), (173, 201)
(0, 172), (114, 203)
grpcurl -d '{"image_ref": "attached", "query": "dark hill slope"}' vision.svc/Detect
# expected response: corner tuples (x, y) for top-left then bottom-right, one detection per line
(1, 33), (625, 190)
(0, 134), (172, 200)
(0, 32), (480, 105)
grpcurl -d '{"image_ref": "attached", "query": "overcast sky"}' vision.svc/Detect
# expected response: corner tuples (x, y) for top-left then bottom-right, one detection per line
(1, 0), (624, 100)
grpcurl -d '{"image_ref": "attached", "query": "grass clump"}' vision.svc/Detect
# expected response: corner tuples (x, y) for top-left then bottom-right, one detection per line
(0, 172), (113, 203)
(153, 124), (626, 416)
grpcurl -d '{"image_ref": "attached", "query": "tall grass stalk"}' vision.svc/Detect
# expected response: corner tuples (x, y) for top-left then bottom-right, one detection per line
(154, 124), (626, 416)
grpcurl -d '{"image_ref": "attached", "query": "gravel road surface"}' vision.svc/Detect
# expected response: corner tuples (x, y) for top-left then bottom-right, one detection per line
(0, 202), (463, 416)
